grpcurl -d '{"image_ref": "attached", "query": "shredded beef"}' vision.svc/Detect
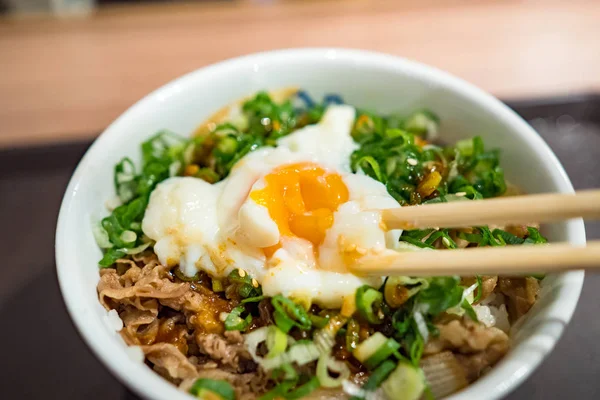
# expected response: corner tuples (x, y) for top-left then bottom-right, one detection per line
(98, 261), (189, 310)
(142, 343), (198, 380)
(425, 316), (509, 355)
(195, 331), (254, 373)
(498, 277), (540, 321)
(98, 256), (267, 396)
(424, 316), (509, 382)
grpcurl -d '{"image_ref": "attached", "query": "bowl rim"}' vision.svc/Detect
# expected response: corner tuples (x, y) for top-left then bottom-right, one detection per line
(55, 47), (585, 400)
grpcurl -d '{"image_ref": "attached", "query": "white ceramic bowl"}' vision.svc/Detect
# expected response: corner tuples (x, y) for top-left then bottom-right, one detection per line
(56, 48), (585, 400)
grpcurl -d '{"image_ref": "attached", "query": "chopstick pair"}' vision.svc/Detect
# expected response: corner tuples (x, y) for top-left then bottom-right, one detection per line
(349, 189), (600, 276)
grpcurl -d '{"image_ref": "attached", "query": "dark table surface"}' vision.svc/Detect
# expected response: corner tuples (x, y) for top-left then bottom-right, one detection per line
(1, 96), (599, 399)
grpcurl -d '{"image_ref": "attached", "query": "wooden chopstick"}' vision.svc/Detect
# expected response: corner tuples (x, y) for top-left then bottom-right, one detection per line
(381, 189), (600, 230)
(348, 240), (600, 276)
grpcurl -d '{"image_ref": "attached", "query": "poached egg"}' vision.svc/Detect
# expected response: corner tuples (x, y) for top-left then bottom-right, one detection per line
(142, 105), (402, 308)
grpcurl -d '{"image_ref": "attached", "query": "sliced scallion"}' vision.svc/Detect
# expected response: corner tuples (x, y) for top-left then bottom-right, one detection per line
(189, 378), (235, 400)
(461, 299), (478, 322)
(356, 285), (385, 324)
(224, 306), (252, 331)
(350, 359), (397, 400)
(285, 376), (320, 400)
(266, 325), (287, 359)
(309, 314), (330, 329)
(345, 318), (360, 352)
(381, 362), (425, 400)
(317, 353), (350, 388)
(353, 332), (387, 365)
(261, 342), (320, 371)
(273, 310), (296, 334)
(92, 221), (114, 249)
(271, 295), (312, 331)
(258, 380), (297, 400)
(120, 230), (137, 244)
(363, 337), (401, 370)
(212, 279), (224, 292)
(241, 295), (265, 304)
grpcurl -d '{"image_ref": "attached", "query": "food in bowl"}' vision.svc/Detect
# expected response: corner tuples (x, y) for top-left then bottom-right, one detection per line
(94, 89), (547, 399)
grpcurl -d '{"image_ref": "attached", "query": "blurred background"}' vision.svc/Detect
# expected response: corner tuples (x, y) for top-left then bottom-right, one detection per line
(1, 0), (599, 399)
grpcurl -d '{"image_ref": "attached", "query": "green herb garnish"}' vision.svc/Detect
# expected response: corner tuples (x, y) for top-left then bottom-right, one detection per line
(189, 378), (235, 400)
(224, 306), (252, 331)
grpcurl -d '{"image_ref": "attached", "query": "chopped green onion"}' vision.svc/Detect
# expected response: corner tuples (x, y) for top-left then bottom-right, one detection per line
(409, 333), (424, 366)
(404, 110), (439, 138)
(525, 227), (548, 244)
(399, 235), (434, 249)
(351, 359), (397, 400)
(274, 310), (296, 334)
(212, 279), (224, 292)
(366, 360), (397, 388)
(257, 380), (297, 400)
(241, 295), (265, 304)
(114, 157), (137, 203)
(392, 308), (412, 336)
(243, 326), (269, 363)
(261, 342), (320, 371)
(492, 228), (525, 245)
(385, 128), (414, 144)
(356, 285), (385, 324)
(461, 299), (478, 322)
(285, 377), (320, 400)
(266, 325), (287, 359)
(271, 363), (298, 381)
(92, 221), (114, 249)
(355, 155), (384, 182)
(189, 378), (235, 400)
(289, 293), (312, 312)
(98, 130), (192, 266)
(216, 136), (238, 155)
(345, 318), (360, 352)
(317, 353), (350, 388)
(271, 295), (312, 331)
(415, 276), (463, 316)
(353, 332), (390, 367)
(122, 241), (151, 255)
(227, 269), (262, 299)
(195, 167), (220, 184)
(98, 248), (126, 267)
(381, 362), (425, 400)
(120, 230), (137, 243)
(363, 338), (401, 370)
(309, 314), (330, 329)
(224, 306), (252, 331)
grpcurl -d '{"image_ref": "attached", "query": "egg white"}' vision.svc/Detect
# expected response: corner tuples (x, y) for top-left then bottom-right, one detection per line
(142, 105), (402, 308)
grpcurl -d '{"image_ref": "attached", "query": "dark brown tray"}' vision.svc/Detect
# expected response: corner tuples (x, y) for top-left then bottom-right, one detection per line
(0, 95), (598, 400)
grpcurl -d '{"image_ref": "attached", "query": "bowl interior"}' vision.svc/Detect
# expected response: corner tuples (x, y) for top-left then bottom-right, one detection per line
(56, 49), (584, 400)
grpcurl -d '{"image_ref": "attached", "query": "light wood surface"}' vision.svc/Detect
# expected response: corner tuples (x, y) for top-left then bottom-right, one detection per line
(382, 190), (600, 230)
(351, 240), (600, 276)
(1, 0), (599, 149)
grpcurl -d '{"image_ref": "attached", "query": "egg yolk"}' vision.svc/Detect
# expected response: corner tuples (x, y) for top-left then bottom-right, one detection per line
(250, 163), (349, 256)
